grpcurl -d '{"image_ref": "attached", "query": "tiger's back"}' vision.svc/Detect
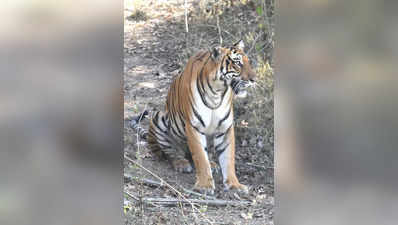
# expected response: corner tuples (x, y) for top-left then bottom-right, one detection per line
(147, 51), (211, 160)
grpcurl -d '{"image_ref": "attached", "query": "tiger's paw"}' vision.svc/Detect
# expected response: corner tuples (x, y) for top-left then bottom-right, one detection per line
(172, 159), (193, 173)
(193, 178), (215, 195)
(224, 181), (249, 194)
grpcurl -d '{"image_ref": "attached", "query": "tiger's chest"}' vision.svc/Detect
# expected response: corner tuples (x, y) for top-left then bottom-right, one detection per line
(191, 87), (233, 135)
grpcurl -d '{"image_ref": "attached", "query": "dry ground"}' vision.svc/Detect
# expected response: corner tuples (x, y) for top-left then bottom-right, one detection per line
(123, 1), (274, 224)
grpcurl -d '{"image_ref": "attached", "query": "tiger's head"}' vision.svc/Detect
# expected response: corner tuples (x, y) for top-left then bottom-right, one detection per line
(212, 40), (256, 98)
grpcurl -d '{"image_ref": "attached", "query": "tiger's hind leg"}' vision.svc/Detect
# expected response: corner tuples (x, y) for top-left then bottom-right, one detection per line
(147, 111), (193, 173)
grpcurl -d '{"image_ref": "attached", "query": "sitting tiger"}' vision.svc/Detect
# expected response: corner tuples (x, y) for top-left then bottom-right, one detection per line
(133, 40), (256, 194)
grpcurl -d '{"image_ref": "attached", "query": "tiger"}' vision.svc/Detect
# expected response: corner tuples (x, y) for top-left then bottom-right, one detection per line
(135, 40), (256, 194)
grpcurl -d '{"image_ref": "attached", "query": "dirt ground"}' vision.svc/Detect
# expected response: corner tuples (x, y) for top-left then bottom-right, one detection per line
(123, 0), (274, 224)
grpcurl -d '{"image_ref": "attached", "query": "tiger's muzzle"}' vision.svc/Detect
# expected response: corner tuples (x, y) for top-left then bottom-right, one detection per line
(231, 78), (255, 98)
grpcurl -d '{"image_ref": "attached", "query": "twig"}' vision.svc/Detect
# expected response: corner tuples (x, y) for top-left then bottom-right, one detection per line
(184, 0), (189, 33)
(142, 197), (251, 207)
(124, 191), (139, 201)
(135, 177), (217, 200)
(124, 190), (160, 208)
(216, 15), (222, 45)
(136, 178), (164, 187)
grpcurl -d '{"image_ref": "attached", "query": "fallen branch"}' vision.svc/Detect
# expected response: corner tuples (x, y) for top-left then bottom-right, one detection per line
(136, 178), (165, 187)
(134, 177), (216, 200)
(142, 197), (251, 207)
(181, 187), (216, 200)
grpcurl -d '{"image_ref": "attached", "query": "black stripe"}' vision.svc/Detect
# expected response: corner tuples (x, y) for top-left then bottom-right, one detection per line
(196, 77), (209, 107)
(226, 58), (231, 69)
(158, 142), (172, 148)
(180, 116), (185, 127)
(151, 128), (168, 140)
(154, 111), (160, 120)
(153, 112), (167, 133)
(217, 108), (231, 128)
(198, 63), (206, 93)
(224, 124), (233, 134)
(192, 125), (206, 135)
(216, 55), (227, 81)
(215, 132), (226, 139)
(170, 124), (185, 140)
(174, 113), (185, 137)
(206, 75), (217, 95)
(221, 83), (228, 100)
(215, 142), (230, 153)
(215, 124), (232, 139)
(196, 56), (221, 110)
(197, 51), (208, 61)
(191, 105), (205, 127)
(153, 119), (167, 134)
(168, 109), (177, 127)
(161, 115), (168, 129)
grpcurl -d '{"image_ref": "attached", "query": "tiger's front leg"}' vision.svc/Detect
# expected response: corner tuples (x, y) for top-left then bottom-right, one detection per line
(215, 124), (248, 193)
(185, 124), (215, 194)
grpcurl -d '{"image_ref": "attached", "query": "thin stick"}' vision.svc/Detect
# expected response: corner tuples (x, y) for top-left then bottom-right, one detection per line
(184, 0), (189, 33)
(142, 197), (252, 207)
(181, 187), (217, 200)
(136, 178), (164, 187)
(134, 177), (217, 200)
(124, 191), (139, 201)
(124, 191), (159, 208)
(216, 15), (222, 45)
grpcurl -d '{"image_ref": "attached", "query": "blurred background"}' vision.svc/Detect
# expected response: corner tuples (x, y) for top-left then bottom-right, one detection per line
(277, 0), (398, 225)
(0, 0), (123, 225)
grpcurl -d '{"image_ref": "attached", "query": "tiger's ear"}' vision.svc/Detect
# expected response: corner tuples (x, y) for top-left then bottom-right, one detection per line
(211, 46), (222, 61)
(233, 40), (245, 51)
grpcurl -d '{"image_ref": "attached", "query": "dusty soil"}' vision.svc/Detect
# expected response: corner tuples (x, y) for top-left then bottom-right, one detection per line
(123, 1), (274, 224)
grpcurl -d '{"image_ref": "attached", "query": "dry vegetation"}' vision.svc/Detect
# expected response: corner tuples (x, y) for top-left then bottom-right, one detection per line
(124, 0), (274, 224)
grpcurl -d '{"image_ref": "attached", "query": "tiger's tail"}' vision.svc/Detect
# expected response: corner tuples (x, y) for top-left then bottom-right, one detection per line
(129, 110), (150, 139)
(130, 109), (189, 163)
